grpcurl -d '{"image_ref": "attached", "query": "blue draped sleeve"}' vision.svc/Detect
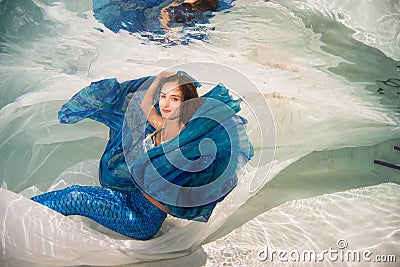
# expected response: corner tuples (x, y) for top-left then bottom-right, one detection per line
(59, 77), (155, 189)
(58, 76), (253, 222)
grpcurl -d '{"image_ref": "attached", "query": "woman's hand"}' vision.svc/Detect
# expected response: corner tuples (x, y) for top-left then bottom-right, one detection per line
(155, 70), (176, 81)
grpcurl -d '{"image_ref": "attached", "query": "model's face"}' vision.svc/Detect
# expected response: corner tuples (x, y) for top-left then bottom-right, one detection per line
(159, 81), (183, 119)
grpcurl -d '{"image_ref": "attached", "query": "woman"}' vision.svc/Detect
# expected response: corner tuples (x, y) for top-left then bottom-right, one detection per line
(32, 70), (252, 240)
(31, 72), (202, 240)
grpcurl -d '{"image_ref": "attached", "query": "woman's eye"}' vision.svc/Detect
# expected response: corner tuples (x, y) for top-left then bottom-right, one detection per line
(160, 95), (166, 99)
(172, 98), (179, 101)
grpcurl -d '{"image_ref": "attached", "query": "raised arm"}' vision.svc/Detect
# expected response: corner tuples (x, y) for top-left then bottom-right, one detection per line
(141, 71), (175, 128)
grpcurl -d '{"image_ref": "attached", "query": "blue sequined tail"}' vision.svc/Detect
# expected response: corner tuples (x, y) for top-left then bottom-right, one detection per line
(31, 186), (166, 240)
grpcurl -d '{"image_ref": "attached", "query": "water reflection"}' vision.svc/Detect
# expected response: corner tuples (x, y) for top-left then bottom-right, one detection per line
(281, 4), (400, 116)
(92, 0), (234, 44)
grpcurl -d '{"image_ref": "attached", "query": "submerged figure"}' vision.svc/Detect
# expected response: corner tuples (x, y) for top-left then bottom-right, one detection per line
(92, 0), (233, 43)
(32, 71), (253, 240)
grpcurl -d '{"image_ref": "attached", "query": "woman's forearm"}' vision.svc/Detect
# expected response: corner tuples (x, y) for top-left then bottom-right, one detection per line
(141, 71), (175, 127)
(141, 75), (163, 117)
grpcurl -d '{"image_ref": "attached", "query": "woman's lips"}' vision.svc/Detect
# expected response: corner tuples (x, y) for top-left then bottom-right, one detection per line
(162, 109), (171, 114)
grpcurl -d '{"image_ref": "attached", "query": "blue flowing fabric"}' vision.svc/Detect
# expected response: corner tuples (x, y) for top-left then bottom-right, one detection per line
(58, 76), (253, 222)
(92, 0), (236, 34)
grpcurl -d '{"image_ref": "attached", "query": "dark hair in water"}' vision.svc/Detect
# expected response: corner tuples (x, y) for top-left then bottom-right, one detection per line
(167, 0), (219, 25)
(161, 73), (202, 125)
(185, 0), (219, 12)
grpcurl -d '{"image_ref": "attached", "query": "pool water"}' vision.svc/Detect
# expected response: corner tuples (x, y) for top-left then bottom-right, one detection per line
(0, 0), (399, 266)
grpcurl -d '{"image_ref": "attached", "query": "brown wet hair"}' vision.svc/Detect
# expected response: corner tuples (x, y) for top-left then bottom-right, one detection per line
(182, 0), (219, 12)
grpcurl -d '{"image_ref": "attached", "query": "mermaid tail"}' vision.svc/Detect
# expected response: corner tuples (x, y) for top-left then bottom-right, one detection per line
(31, 185), (166, 240)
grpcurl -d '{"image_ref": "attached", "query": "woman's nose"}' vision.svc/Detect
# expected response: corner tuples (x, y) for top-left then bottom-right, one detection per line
(163, 99), (170, 108)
